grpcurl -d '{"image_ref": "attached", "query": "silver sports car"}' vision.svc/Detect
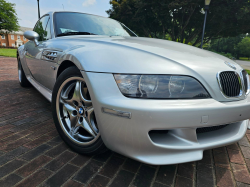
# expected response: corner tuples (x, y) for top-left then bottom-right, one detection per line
(18, 11), (250, 165)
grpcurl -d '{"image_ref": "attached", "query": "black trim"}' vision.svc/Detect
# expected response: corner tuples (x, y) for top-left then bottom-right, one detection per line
(196, 124), (229, 134)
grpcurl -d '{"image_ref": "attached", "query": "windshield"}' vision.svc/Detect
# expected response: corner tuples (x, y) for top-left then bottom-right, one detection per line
(54, 12), (137, 37)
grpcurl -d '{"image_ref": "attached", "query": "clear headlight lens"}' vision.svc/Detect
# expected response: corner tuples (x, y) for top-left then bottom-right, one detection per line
(114, 74), (210, 99)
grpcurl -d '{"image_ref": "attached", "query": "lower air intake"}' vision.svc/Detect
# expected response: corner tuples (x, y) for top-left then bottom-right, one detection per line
(196, 124), (229, 134)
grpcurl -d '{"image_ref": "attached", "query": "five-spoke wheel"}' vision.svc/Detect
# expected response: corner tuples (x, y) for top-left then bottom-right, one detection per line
(52, 67), (106, 155)
(57, 78), (99, 145)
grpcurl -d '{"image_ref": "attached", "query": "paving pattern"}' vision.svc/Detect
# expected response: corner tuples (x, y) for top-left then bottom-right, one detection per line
(1, 57), (250, 187)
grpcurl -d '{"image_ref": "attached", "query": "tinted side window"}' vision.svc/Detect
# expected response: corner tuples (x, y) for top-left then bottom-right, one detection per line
(34, 16), (49, 41)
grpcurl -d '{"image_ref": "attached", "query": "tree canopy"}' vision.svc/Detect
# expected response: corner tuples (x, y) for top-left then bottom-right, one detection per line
(107, 0), (250, 46)
(0, 0), (19, 34)
(237, 36), (250, 59)
(208, 34), (245, 58)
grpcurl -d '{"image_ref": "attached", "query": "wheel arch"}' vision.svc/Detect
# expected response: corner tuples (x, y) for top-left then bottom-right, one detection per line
(57, 60), (79, 78)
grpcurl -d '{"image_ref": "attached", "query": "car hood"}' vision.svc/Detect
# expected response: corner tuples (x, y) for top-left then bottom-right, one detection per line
(57, 36), (242, 74)
(55, 36), (244, 102)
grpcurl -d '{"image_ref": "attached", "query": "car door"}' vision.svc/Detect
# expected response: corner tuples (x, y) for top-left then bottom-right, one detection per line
(25, 15), (57, 91)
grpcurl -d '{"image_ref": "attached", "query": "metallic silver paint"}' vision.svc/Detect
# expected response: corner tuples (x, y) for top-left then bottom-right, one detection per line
(53, 36), (246, 102)
(23, 31), (39, 46)
(24, 40), (60, 91)
(225, 61), (237, 70)
(26, 75), (52, 102)
(82, 71), (250, 164)
(17, 11), (250, 165)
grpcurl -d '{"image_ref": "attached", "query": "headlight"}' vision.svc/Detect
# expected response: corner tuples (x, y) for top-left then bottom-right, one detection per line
(114, 74), (210, 99)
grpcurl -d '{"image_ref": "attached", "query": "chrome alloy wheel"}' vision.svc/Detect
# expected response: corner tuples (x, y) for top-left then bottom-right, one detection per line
(18, 61), (22, 83)
(56, 77), (99, 145)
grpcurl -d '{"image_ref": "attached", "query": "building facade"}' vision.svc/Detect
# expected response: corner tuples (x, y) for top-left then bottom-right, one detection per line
(0, 27), (33, 48)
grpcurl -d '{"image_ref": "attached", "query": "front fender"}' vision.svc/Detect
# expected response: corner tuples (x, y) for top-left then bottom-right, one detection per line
(57, 46), (86, 71)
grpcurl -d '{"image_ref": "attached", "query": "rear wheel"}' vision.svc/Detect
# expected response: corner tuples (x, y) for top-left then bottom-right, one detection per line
(52, 67), (107, 155)
(18, 58), (31, 87)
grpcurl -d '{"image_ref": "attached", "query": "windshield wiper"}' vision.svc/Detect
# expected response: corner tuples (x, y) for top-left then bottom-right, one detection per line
(57, 32), (97, 37)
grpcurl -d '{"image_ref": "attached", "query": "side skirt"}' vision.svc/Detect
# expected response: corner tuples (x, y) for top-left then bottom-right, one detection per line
(27, 75), (52, 102)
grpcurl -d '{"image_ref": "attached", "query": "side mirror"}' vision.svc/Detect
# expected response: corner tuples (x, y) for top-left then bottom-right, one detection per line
(24, 31), (39, 47)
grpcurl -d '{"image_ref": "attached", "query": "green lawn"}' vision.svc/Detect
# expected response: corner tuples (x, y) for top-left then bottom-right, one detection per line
(0, 48), (17, 58)
(239, 57), (250, 61)
(245, 69), (250, 75)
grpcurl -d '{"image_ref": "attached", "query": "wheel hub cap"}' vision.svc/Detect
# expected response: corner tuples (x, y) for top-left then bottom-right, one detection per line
(78, 107), (84, 115)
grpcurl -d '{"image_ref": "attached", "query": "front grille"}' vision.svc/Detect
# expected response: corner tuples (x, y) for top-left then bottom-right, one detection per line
(196, 124), (229, 134)
(242, 70), (249, 93)
(219, 71), (241, 97)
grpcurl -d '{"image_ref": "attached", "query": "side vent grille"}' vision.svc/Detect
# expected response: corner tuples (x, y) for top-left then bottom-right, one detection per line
(42, 51), (58, 61)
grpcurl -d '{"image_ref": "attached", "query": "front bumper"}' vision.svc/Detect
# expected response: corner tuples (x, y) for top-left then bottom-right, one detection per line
(82, 71), (250, 165)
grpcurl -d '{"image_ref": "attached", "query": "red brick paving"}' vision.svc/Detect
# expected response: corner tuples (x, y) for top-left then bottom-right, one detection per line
(1, 57), (250, 186)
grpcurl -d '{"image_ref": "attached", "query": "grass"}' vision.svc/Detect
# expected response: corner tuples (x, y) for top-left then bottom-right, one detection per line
(239, 57), (250, 61)
(0, 48), (17, 58)
(245, 69), (250, 75)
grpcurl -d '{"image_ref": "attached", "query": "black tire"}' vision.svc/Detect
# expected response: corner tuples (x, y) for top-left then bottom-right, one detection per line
(52, 66), (107, 155)
(18, 57), (31, 87)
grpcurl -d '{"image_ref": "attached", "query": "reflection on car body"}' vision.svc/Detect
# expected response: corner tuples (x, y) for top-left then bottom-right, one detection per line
(17, 11), (250, 165)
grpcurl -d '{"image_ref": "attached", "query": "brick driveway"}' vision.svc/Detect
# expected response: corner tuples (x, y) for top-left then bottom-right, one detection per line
(1, 57), (250, 187)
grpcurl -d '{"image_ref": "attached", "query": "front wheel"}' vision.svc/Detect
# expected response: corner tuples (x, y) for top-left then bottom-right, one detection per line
(52, 67), (107, 155)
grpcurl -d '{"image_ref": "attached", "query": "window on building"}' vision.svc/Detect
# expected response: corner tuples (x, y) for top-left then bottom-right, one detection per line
(2, 43), (6, 47)
(17, 35), (20, 40)
(23, 36), (26, 41)
(12, 44), (15, 47)
(1, 35), (5, 39)
(11, 35), (14, 40)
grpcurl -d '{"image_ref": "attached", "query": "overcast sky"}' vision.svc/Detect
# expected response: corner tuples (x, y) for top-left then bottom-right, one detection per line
(8, 0), (111, 28)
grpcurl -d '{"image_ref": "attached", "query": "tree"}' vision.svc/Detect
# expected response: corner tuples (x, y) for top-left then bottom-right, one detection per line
(0, 0), (19, 34)
(238, 37), (250, 60)
(107, 0), (250, 46)
(208, 34), (246, 58)
(34, 21), (47, 41)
